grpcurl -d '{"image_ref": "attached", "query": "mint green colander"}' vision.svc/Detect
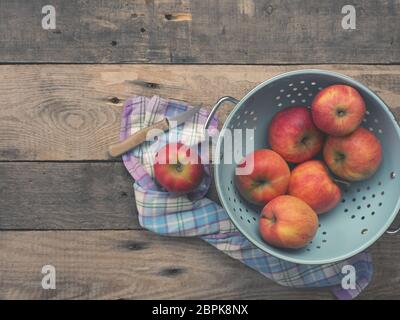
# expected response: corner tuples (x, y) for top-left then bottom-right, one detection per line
(205, 69), (400, 264)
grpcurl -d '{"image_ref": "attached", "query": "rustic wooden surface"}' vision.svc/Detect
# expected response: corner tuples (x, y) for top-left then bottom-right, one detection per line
(1, 0), (400, 300)
(0, 0), (399, 64)
(0, 162), (139, 230)
(0, 231), (399, 299)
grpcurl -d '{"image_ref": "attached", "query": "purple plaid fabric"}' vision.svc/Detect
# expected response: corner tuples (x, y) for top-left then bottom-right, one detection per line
(121, 95), (373, 299)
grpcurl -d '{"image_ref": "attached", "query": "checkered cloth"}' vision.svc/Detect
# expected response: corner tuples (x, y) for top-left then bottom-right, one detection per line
(120, 95), (373, 300)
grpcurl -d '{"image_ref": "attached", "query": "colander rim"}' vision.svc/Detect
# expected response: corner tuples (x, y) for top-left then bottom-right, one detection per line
(214, 69), (400, 264)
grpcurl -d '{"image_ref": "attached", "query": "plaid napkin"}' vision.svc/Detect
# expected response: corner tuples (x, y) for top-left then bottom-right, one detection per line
(120, 95), (373, 300)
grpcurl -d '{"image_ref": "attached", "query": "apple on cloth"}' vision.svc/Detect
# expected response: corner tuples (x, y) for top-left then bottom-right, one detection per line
(268, 106), (324, 163)
(154, 142), (205, 193)
(323, 127), (382, 181)
(235, 149), (290, 206)
(312, 84), (366, 136)
(259, 195), (319, 249)
(288, 160), (341, 214)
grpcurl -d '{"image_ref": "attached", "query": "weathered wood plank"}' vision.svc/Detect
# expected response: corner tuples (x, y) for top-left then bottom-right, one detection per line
(1, 64), (400, 161)
(0, 230), (399, 299)
(0, 162), (139, 230)
(0, 0), (398, 64)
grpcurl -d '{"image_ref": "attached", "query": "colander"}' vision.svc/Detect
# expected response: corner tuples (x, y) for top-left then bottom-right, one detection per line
(205, 69), (400, 265)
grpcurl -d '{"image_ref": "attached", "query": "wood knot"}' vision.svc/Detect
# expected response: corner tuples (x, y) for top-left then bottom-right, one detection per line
(122, 241), (149, 251)
(109, 97), (120, 104)
(158, 267), (185, 277)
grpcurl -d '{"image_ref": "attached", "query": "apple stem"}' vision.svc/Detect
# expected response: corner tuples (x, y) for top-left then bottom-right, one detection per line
(333, 178), (351, 187)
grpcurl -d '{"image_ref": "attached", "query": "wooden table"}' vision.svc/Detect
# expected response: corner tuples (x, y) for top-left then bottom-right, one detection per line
(0, 0), (399, 299)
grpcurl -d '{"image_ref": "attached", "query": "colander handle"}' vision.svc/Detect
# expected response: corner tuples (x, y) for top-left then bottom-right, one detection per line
(204, 96), (239, 129)
(386, 216), (400, 235)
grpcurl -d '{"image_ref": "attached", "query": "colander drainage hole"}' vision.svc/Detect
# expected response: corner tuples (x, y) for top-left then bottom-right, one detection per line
(367, 204), (371, 208)
(378, 181), (382, 186)
(322, 231), (327, 235)
(316, 246), (321, 249)
(361, 216), (365, 220)
(351, 215), (355, 219)
(362, 196), (366, 200)
(252, 217), (256, 221)
(322, 239), (327, 243)
(367, 186), (370, 190)
(357, 206), (361, 210)
(247, 219), (251, 224)
(371, 211), (375, 216)
(240, 216), (243, 220)
(381, 191), (385, 195)
(361, 229), (368, 235)
(306, 248), (310, 252)
(341, 199), (346, 203)
(344, 208), (348, 212)
(372, 194), (376, 198)
(379, 202), (382, 206)
(352, 198), (356, 202)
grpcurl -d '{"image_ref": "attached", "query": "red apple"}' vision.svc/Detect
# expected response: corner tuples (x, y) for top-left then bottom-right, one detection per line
(323, 127), (382, 181)
(312, 84), (366, 136)
(259, 195), (318, 249)
(268, 106), (324, 163)
(288, 160), (341, 214)
(154, 143), (204, 192)
(235, 149), (290, 206)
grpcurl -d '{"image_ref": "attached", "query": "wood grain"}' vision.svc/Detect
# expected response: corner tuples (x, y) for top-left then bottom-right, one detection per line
(0, 162), (139, 230)
(0, 230), (399, 299)
(0, 0), (398, 64)
(0, 64), (400, 161)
